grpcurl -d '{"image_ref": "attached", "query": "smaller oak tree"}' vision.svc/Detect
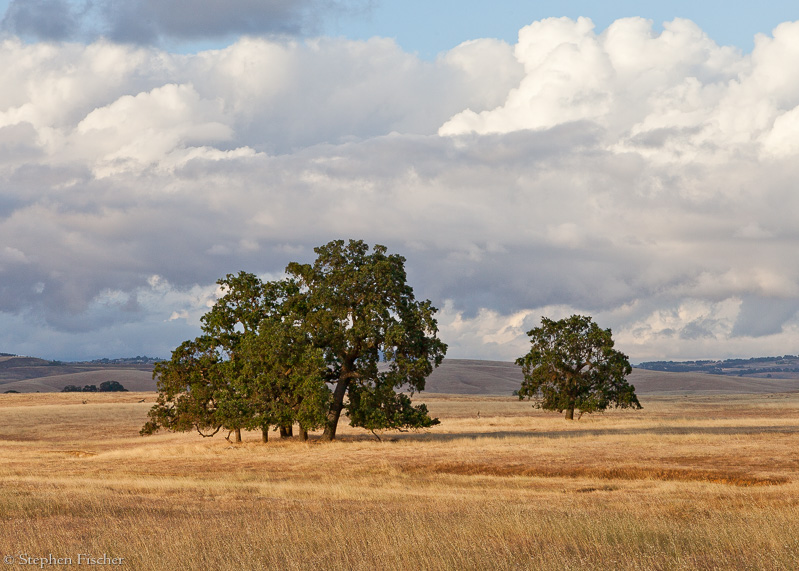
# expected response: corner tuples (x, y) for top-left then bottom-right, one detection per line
(515, 314), (641, 419)
(141, 272), (299, 441)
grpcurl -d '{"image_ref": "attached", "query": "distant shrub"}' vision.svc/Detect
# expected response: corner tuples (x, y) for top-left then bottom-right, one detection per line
(99, 381), (128, 392)
(62, 385), (82, 392)
(3, 389), (19, 393)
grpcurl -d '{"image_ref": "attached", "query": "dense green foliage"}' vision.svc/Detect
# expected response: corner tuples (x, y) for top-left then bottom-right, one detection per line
(286, 239), (447, 440)
(516, 314), (641, 420)
(99, 381), (128, 392)
(142, 240), (446, 441)
(238, 319), (330, 440)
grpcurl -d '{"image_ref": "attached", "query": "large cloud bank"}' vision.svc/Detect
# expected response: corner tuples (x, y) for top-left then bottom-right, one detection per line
(2, 16), (799, 362)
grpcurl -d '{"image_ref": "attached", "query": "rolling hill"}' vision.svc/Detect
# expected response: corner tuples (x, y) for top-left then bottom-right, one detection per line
(421, 359), (799, 395)
(4, 355), (799, 395)
(0, 355), (156, 393)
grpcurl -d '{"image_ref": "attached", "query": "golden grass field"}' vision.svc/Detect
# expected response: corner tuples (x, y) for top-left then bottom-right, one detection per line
(2, 391), (799, 570)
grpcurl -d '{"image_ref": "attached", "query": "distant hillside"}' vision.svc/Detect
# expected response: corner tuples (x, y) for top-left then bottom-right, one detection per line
(423, 359), (799, 396)
(0, 356), (156, 393)
(626, 368), (799, 395)
(423, 359), (522, 395)
(4, 354), (799, 395)
(637, 355), (799, 379)
(0, 356), (51, 369)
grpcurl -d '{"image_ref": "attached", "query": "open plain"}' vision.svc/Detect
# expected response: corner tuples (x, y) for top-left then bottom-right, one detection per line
(2, 388), (799, 570)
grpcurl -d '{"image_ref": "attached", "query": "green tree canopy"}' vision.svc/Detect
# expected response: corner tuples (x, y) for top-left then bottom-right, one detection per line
(141, 272), (304, 441)
(141, 336), (227, 437)
(237, 319), (330, 441)
(286, 239), (447, 440)
(142, 241), (446, 442)
(515, 314), (641, 420)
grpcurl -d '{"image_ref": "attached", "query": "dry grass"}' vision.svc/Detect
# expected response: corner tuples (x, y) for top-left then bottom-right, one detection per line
(2, 392), (799, 569)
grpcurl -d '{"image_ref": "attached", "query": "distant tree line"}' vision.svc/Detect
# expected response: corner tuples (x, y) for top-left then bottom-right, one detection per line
(84, 356), (162, 365)
(62, 381), (128, 392)
(637, 356), (799, 376)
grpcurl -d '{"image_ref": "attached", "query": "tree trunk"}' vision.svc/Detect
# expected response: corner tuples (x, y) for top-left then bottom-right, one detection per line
(565, 407), (574, 420)
(322, 377), (350, 441)
(261, 427), (269, 443)
(279, 425), (293, 438)
(299, 426), (308, 441)
(234, 428), (242, 442)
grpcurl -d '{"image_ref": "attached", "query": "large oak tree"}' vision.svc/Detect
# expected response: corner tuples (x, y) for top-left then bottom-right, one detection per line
(286, 239), (447, 440)
(142, 241), (446, 442)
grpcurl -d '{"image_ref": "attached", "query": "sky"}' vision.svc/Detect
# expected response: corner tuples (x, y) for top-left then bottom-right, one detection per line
(1, 2), (799, 363)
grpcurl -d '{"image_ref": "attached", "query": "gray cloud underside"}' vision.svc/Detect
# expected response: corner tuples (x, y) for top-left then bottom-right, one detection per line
(2, 17), (799, 361)
(1, 0), (371, 43)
